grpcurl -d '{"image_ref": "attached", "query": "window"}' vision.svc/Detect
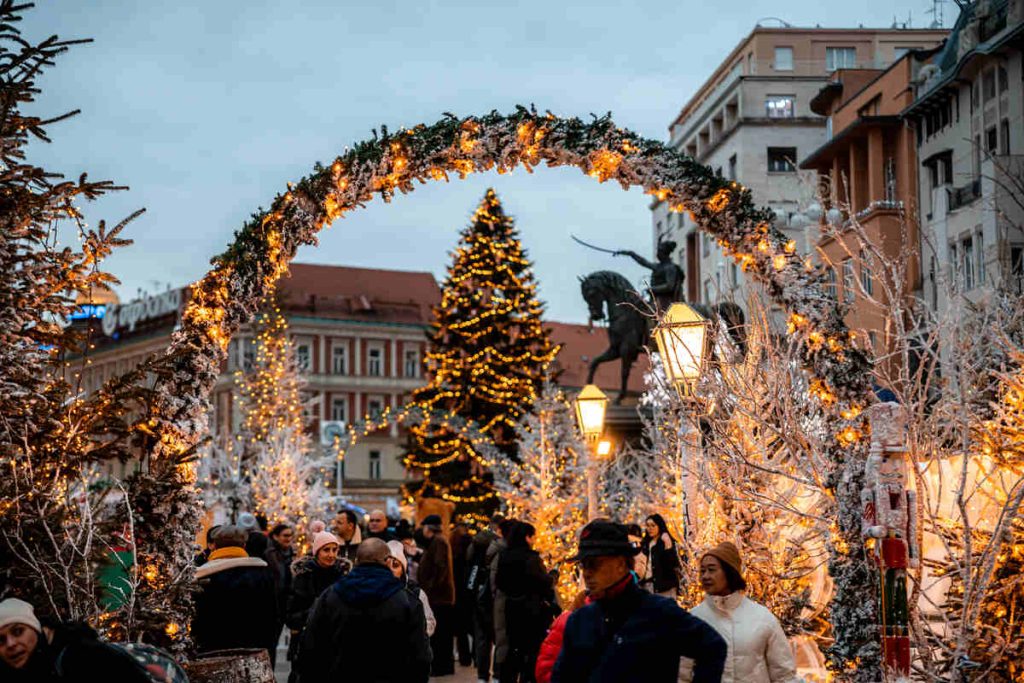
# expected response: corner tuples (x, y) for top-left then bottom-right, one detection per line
(826, 47), (856, 71)
(998, 65), (1009, 94)
(842, 260), (855, 304)
(929, 256), (938, 309)
(825, 267), (838, 299)
(702, 232), (710, 258)
(976, 230), (985, 286)
(367, 344), (383, 376)
(767, 147), (797, 173)
(368, 397), (384, 420)
(369, 451), (382, 480)
(972, 81), (979, 110)
(296, 343), (311, 372)
(404, 349), (420, 378)
(983, 69), (996, 102)
(1002, 118), (1011, 154)
(859, 251), (874, 296)
(242, 338), (256, 371)
(884, 157), (897, 202)
(774, 47), (794, 71)
(728, 154), (737, 181)
(962, 236), (975, 289)
(703, 279), (712, 304)
(766, 95), (795, 118)
(987, 126), (999, 153)
(1011, 246), (1024, 293)
(331, 397), (348, 423)
(729, 262), (738, 287)
(332, 344), (348, 375)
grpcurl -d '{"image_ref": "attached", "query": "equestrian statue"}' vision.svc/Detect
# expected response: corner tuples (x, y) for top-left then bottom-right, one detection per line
(576, 236), (746, 404)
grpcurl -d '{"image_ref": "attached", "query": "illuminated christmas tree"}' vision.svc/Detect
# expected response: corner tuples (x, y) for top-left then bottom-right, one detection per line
(405, 189), (558, 525)
(234, 297), (332, 547)
(494, 381), (588, 604)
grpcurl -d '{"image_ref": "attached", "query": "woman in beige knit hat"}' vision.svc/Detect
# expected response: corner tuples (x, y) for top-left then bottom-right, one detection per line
(679, 542), (799, 683)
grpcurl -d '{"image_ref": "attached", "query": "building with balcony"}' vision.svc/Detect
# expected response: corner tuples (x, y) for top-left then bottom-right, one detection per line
(652, 25), (947, 309)
(800, 48), (944, 361)
(76, 263), (643, 514)
(904, 0), (1024, 316)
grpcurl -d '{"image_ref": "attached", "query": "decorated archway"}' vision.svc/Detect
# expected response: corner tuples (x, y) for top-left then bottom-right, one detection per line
(147, 107), (876, 676)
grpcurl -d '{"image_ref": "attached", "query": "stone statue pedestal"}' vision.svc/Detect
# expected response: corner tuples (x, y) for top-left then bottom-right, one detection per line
(605, 399), (645, 449)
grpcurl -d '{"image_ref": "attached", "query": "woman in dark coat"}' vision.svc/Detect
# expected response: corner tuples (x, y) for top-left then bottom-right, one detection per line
(285, 532), (347, 682)
(640, 513), (682, 597)
(495, 522), (558, 683)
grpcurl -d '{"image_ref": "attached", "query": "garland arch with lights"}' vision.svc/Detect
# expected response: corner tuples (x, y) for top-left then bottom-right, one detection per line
(145, 107), (877, 676)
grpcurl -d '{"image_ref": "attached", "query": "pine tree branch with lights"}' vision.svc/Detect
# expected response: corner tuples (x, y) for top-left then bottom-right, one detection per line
(493, 381), (588, 604)
(404, 189), (558, 525)
(0, 0), (172, 643)
(233, 298), (333, 547)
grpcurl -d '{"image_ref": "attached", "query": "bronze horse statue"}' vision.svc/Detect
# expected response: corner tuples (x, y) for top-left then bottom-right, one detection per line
(580, 271), (747, 403)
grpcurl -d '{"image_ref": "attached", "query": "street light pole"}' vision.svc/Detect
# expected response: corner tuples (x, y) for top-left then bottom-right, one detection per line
(574, 384), (609, 521)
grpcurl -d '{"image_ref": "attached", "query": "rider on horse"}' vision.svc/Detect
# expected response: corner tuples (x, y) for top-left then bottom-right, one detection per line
(613, 239), (685, 315)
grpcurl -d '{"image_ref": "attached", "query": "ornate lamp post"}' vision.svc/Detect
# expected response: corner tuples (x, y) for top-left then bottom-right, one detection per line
(653, 302), (712, 541)
(574, 384), (609, 520)
(653, 302), (712, 399)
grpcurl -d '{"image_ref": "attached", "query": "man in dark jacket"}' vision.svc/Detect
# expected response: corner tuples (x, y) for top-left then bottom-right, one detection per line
(301, 538), (431, 682)
(192, 525), (279, 660)
(417, 514), (455, 676)
(365, 509), (397, 542)
(551, 521), (726, 683)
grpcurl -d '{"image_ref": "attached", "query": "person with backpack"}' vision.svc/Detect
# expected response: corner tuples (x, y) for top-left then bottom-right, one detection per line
(467, 518), (499, 683)
(0, 598), (153, 682)
(640, 514), (682, 598)
(495, 521), (558, 683)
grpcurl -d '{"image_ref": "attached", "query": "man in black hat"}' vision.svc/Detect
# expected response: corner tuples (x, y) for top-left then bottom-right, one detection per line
(551, 520), (725, 683)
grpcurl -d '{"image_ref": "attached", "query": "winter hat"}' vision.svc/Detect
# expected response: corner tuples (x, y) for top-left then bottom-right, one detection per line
(421, 514), (442, 529)
(568, 520), (641, 561)
(237, 512), (259, 531)
(386, 540), (408, 572)
(309, 520), (326, 535)
(703, 541), (743, 577)
(0, 598), (41, 633)
(311, 531), (341, 556)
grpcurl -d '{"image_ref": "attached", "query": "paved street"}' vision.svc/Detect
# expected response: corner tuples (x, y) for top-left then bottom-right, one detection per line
(274, 638), (479, 682)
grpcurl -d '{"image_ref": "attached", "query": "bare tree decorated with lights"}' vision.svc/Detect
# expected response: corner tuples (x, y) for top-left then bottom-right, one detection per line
(493, 381), (588, 604)
(404, 189), (558, 525)
(232, 298), (333, 547)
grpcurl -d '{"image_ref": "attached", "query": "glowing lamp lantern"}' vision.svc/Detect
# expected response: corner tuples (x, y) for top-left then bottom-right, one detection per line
(574, 384), (609, 442)
(654, 302), (711, 398)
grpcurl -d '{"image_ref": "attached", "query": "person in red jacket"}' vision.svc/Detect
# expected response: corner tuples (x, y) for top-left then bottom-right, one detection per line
(535, 592), (589, 683)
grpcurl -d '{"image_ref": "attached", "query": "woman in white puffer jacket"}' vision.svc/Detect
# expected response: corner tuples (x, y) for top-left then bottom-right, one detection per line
(679, 542), (799, 683)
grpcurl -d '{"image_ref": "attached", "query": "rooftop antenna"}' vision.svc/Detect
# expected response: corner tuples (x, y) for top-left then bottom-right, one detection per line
(924, 0), (947, 28)
(755, 17), (793, 28)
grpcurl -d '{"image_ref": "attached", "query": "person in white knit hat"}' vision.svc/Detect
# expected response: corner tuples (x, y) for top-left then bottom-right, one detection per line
(387, 539), (436, 636)
(0, 597), (150, 681)
(286, 530), (347, 681)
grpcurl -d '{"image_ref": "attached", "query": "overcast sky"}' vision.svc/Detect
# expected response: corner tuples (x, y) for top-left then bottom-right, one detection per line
(24, 1), (949, 323)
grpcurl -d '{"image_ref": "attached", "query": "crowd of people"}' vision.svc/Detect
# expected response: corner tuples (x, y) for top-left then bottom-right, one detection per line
(0, 508), (803, 683)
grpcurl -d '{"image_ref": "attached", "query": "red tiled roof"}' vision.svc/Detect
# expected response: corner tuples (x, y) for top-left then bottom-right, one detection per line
(547, 321), (648, 394)
(279, 263), (442, 326)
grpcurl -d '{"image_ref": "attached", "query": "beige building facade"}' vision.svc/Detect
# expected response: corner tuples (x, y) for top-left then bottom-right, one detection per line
(653, 26), (947, 308)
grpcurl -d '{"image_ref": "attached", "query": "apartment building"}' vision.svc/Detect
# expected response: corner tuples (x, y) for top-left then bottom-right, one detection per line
(905, 0), (1024, 315)
(77, 263), (440, 514)
(74, 264), (637, 513)
(800, 47), (945, 359)
(653, 25), (947, 308)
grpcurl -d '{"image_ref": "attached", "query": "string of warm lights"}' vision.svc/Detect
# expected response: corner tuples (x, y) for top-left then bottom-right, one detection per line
(150, 106), (876, 667)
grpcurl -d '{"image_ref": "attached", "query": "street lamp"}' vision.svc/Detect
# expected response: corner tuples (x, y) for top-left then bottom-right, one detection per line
(654, 302), (712, 399)
(574, 384), (608, 521)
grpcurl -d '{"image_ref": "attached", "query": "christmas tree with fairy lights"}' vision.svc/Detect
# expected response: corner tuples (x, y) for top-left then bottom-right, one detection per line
(404, 189), (557, 526)
(234, 295), (332, 548)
